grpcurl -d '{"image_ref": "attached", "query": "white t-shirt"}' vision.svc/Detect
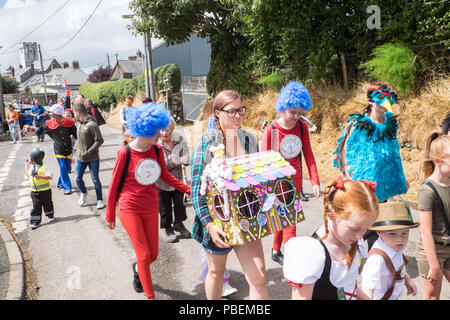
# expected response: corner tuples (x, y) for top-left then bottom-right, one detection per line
(283, 236), (366, 300)
(360, 238), (406, 300)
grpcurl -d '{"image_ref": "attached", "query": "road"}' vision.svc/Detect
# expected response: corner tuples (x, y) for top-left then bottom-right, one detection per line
(0, 124), (448, 300)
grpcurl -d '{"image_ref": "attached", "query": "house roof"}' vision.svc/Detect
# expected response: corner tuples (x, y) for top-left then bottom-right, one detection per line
(19, 67), (88, 88)
(205, 150), (297, 192)
(108, 59), (144, 80)
(32, 58), (61, 72)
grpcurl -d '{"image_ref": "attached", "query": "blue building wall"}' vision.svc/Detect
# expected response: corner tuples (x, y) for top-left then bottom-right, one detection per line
(152, 34), (211, 77)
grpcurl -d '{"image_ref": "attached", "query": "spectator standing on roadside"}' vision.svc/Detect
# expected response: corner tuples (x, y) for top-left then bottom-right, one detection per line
(120, 96), (135, 134)
(73, 103), (105, 209)
(85, 98), (106, 126)
(6, 104), (21, 144)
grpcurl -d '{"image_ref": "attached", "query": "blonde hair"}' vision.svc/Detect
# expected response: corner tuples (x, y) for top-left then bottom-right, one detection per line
(322, 178), (379, 268)
(422, 133), (450, 178)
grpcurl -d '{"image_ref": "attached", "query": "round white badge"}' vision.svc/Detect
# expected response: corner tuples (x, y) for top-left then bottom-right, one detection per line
(135, 159), (161, 185)
(280, 134), (302, 159)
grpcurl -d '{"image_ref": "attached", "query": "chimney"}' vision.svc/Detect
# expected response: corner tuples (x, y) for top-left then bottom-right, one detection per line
(72, 60), (79, 69)
(30, 63), (35, 75)
(19, 64), (23, 69)
(136, 49), (142, 59)
(128, 56), (137, 61)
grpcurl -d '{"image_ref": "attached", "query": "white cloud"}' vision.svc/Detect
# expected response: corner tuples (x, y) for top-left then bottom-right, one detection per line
(0, 0), (163, 73)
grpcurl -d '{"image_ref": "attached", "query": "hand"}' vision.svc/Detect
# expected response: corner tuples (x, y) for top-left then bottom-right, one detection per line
(312, 184), (321, 200)
(405, 279), (417, 296)
(105, 221), (115, 230)
(308, 125), (318, 133)
(180, 155), (189, 165)
(205, 223), (230, 249)
(426, 266), (442, 285)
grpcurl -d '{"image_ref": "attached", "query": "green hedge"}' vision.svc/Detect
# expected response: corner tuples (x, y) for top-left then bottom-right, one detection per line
(79, 64), (181, 110)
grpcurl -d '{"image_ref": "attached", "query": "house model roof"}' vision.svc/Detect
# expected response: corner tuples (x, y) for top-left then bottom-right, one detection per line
(204, 149), (297, 192)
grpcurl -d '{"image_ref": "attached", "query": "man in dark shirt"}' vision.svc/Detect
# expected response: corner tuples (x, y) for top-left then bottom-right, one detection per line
(24, 104), (77, 195)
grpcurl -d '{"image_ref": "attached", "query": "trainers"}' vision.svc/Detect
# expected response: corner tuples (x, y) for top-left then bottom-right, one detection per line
(47, 217), (55, 223)
(172, 222), (191, 239)
(271, 249), (284, 266)
(78, 193), (87, 206)
(299, 191), (309, 202)
(132, 262), (144, 293)
(64, 190), (72, 195)
(96, 200), (105, 209)
(30, 223), (39, 230)
(165, 227), (179, 243)
(222, 283), (238, 297)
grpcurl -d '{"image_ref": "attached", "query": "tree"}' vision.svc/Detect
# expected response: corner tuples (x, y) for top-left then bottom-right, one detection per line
(128, 0), (255, 95)
(88, 66), (112, 83)
(1, 76), (19, 94)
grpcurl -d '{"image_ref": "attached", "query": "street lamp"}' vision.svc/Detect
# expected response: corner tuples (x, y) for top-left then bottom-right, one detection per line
(122, 14), (156, 102)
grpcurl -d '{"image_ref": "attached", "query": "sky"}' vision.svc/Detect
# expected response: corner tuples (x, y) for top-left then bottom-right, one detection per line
(0, 0), (163, 74)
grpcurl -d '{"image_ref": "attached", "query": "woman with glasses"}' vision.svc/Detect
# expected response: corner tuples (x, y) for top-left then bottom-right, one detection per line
(190, 90), (268, 299)
(260, 81), (321, 266)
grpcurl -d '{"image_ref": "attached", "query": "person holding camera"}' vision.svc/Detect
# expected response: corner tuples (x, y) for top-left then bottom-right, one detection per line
(25, 148), (55, 229)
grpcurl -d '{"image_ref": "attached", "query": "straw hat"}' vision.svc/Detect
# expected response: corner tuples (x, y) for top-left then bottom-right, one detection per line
(369, 199), (420, 231)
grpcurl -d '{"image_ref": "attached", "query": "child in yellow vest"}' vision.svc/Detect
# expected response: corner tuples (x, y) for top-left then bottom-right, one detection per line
(26, 148), (55, 229)
(361, 200), (418, 299)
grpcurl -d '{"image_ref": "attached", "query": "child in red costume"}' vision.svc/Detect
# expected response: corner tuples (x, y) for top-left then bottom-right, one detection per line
(261, 81), (320, 266)
(106, 102), (190, 300)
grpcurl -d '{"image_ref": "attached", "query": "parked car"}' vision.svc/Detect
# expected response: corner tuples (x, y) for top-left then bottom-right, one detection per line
(14, 104), (50, 129)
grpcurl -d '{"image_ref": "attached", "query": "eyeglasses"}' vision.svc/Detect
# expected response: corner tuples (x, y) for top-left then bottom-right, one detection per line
(220, 106), (246, 117)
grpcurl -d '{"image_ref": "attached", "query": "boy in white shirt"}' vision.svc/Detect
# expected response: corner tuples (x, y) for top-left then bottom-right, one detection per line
(361, 200), (419, 300)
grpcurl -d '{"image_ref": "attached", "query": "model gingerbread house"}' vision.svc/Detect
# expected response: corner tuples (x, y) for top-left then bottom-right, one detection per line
(200, 145), (305, 246)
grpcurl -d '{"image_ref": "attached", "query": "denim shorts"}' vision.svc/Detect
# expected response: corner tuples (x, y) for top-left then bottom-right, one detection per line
(202, 237), (233, 256)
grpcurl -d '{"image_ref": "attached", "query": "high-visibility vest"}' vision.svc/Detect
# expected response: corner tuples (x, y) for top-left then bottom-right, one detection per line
(29, 165), (51, 192)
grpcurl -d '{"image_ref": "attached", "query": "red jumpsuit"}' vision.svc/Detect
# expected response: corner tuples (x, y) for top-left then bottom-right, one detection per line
(106, 144), (190, 299)
(261, 120), (319, 251)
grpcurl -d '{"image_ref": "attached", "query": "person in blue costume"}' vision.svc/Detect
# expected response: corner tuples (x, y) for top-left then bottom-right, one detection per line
(334, 82), (409, 249)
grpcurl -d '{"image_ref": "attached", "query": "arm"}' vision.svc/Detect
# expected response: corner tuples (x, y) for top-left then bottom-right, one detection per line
(418, 209), (442, 282)
(85, 125), (104, 156)
(404, 272), (417, 296)
(260, 124), (273, 152)
(12, 111), (19, 123)
(105, 149), (127, 226)
(119, 108), (126, 125)
(291, 283), (314, 300)
(300, 121), (320, 198)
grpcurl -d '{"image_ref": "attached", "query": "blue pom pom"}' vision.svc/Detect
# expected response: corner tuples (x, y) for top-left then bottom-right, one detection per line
(127, 102), (170, 138)
(275, 81), (312, 113)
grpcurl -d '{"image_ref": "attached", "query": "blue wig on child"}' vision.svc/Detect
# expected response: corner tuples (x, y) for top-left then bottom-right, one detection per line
(275, 81), (312, 113)
(127, 102), (171, 138)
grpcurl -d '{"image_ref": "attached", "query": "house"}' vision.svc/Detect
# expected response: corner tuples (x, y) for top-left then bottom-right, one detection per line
(19, 61), (88, 97)
(200, 146), (304, 245)
(108, 56), (144, 81)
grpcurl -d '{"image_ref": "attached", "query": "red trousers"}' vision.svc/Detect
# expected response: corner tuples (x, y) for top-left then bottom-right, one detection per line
(273, 225), (297, 251)
(119, 210), (159, 299)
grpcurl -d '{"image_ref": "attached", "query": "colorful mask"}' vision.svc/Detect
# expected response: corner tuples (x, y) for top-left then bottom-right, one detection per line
(370, 88), (397, 113)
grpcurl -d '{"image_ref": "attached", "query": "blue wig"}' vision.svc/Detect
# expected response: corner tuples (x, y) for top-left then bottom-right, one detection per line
(275, 81), (312, 113)
(127, 102), (171, 138)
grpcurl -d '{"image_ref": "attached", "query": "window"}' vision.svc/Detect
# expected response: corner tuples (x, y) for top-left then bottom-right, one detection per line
(238, 191), (261, 218)
(213, 194), (229, 221)
(275, 180), (295, 207)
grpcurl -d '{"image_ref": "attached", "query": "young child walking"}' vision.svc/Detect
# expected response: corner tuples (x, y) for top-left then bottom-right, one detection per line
(25, 148), (55, 229)
(283, 177), (379, 300)
(361, 200), (418, 300)
(416, 133), (450, 300)
(261, 81), (321, 266)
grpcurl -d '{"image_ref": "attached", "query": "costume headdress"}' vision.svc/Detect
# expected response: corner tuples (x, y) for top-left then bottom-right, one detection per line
(369, 88), (398, 113)
(275, 81), (312, 113)
(369, 199), (419, 231)
(127, 102), (170, 138)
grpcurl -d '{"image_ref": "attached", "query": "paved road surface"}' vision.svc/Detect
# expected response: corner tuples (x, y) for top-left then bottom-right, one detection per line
(0, 125), (448, 300)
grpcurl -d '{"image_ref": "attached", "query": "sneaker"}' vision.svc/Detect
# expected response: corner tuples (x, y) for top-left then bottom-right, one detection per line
(64, 190), (72, 195)
(96, 200), (105, 209)
(222, 283), (238, 297)
(271, 249), (284, 266)
(30, 223), (39, 230)
(47, 217), (55, 223)
(78, 193), (87, 206)
(299, 191), (309, 202)
(132, 262), (144, 293)
(172, 222), (191, 239)
(165, 227), (179, 243)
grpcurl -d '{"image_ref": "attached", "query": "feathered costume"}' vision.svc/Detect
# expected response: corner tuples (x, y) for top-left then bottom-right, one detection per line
(333, 112), (407, 202)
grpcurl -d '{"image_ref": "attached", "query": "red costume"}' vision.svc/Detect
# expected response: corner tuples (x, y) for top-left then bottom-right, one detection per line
(106, 144), (190, 299)
(261, 119), (319, 250)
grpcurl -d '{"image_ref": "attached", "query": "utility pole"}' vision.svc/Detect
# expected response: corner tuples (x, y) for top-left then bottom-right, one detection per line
(0, 62), (5, 123)
(107, 53), (111, 70)
(38, 44), (48, 104)
(142, 36), (151, 98)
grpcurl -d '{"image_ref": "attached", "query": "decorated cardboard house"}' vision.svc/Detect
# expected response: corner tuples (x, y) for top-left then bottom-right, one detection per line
(200, 145), (305, 245)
